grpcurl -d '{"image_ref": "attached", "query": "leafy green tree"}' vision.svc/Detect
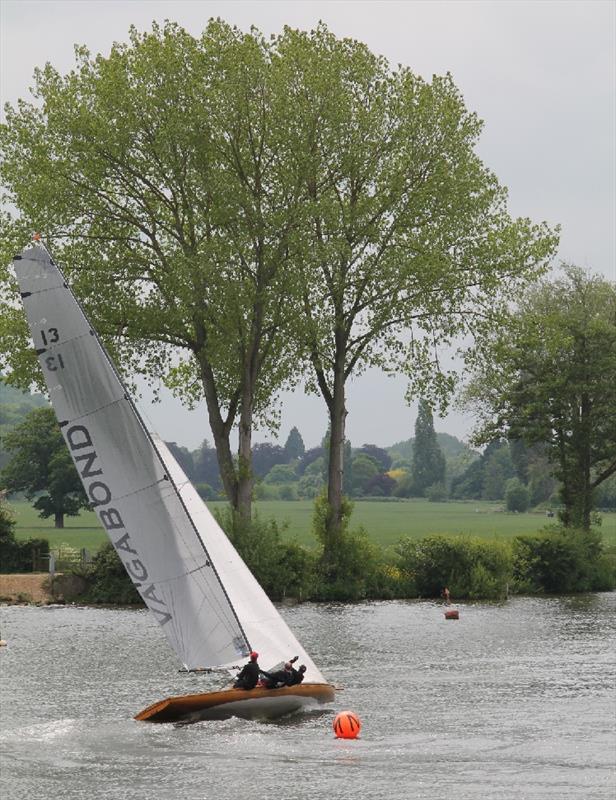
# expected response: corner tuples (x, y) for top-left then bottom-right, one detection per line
(505, 478), (530, 512)
(192, 440), (221, 489)
(355, 445), (392, 473)
(263, 463), (298, 484)
(0, 20), (307, 524)
(465, 266), (616, 529)
(283, 427), (305, 462)
(0, 20), (557, 572)
(0, 408), (88, 527)
(594, 473), (616, 510)
(450, 439), (512, 500)
(277, 24), (557, 563)
(411, 400), (446, 496)
(0, 379), (48, 469)
(350, 453), (380, 495)
(278, 483), (298, 501)
(0, 501), (14, 540)
(364, 472), (396, 497)
(0, 500), (50, 574)
(297, 446), (325, 475)
(425, 481), (448, 502)
(165, 442), (195, 481)
(297, 472), (324, 499)
(482, 443), (515, 500)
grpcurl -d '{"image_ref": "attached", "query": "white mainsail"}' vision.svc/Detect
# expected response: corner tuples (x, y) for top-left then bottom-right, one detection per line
(12, 244), (325, 682)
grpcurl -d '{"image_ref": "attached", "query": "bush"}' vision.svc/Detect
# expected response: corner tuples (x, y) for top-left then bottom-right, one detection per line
(511, 526), (615, 594)
(0, 502), (50, 572)
(310, 494), (385, 600)
(395, 534), (512, 600)
(505, 478), (530, 512)
(77, 542), (142, 604)
(425, 482), (448, 502)
(254, 482), (279, 500)
(297, 473), (324, 499)
(195, 483), (218, 501)
(217, 508), (317, 600)
(278, 483), (298, 501)
(264, 464), (298, 484)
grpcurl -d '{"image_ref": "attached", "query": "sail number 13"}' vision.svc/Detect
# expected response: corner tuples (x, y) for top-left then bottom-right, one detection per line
(41, 327), (59, 345)
(41, 327), (65, 371)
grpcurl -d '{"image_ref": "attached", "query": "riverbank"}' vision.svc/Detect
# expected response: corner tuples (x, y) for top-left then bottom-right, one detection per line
(0, 573), (89, 604)
(0, 573), (52, 604)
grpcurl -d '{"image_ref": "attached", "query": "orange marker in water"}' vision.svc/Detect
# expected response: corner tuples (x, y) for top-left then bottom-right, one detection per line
(333, 710), (361, 739)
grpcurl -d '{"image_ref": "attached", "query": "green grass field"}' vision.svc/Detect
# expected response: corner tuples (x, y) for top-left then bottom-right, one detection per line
(9, 497), (616, 553)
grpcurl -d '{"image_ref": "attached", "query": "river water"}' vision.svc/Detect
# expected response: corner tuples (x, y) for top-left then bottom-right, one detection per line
(0, 595), (614, 800)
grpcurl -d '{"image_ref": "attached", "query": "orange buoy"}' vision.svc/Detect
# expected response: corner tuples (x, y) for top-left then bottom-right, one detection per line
(444, 609), (459, 620)
(333, 710), (361, 739)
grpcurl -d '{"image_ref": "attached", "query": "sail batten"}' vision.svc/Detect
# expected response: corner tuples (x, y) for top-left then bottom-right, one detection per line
(12, 243), (327, 685)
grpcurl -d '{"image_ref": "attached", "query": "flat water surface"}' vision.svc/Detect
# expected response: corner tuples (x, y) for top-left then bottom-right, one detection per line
(1, 595), (614, 799)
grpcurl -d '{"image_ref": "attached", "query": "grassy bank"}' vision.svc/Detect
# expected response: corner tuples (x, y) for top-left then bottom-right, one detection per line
(9, 497), (616, 553)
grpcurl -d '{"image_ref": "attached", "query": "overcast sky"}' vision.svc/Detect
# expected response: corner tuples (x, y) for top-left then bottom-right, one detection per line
(1, 0), (614, 450)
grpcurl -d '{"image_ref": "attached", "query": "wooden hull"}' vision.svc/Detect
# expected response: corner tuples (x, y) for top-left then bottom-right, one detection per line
(134, 682), (336, 723)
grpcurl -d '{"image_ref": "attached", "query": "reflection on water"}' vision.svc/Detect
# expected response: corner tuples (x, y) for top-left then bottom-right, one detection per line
(0, 595), (614, 800)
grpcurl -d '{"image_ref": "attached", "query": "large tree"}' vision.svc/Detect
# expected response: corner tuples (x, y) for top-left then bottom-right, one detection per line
(411, 400), (446, 495)
(275, 24), (558, 562)
(0, 407), (88, 528)
(0, 20), (305, 523)
(1, 21), (558, 562)
(464, 265), (616, 529)
(283, 426), (305, 462)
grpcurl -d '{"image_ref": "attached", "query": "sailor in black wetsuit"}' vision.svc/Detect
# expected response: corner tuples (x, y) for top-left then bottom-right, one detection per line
(233, 651), (260, 689)
(261, 656), (305, 689)
(287, 664), (306, 685)
(261, 661), (294, 689)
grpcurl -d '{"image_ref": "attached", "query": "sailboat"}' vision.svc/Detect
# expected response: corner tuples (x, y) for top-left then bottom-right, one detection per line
(12, 243), (335, 723)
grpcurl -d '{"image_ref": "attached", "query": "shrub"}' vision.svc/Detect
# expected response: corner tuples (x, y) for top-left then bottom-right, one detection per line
(0, 503), (50, 572)
(425, 482), (448, 502)
(195, 482), (218, 501)
(264, 464), (298, 484)
(78, 542), (142, 605)
(505, 478), (530, 512)
(394, 534), (512, 600)
(217, 508), (316, 600)
(511, 526), (615, 594)
(310, 494), (385, 600)
(297, 473), (324, 499)
(278, 483), (298, 501)
(254, 482), (279, 500)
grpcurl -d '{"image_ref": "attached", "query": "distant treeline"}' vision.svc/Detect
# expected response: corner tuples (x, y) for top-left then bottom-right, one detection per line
(2, 380), (615, 512)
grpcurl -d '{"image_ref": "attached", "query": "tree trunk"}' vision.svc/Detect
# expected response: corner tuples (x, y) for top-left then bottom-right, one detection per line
(561, 391), (593, 531)
(322, 357), (348, 571)
(195, 342), (255, 524)
(196, 351), (240, 511)
(54, 511), (64, 529)
(236, 386), (254, 525)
